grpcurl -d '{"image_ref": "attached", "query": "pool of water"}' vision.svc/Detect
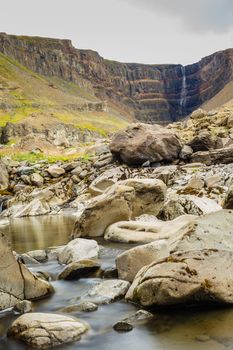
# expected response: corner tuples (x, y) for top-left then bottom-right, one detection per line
(0, 215), (232, 350)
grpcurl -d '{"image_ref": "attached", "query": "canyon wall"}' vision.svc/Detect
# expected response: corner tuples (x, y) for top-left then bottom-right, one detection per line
(0, 33), (233, 123)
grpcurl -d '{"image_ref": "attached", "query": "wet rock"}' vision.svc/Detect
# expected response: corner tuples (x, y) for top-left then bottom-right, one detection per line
(13, 300), (32, 314)
(26, 249), (47, 263)
(47, 165), (65, 178)
(113, 322), (133, 332)
(60, 302), (98, 313)
(58, 238), (99, 265)
(7, 313), (89, 349)
(72, 179), (166, 238)
(58, 260), (100, 280)
(126, 250), (233, 307)
(83, 279), (130, 305)
(0, 232), (53, 311)
(110, 123), (182, 166)
(20, 253), (41, 265)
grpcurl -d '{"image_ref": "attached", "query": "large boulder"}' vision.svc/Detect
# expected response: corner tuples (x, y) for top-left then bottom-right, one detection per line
(110, 123), (182, 166)
(7, 313), (89, 349)
(160, 193), (221, 220)
(0, 161), (9, 190)
(72, 179), (166, 238)
(126, 250), (233, 307)
(105, 215), (196, 244)
(0, 232), (53, 310)
(115, 210), (233, 282)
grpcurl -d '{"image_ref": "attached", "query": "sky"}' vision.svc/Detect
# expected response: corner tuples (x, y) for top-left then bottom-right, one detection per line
(1, 0), (233, 65)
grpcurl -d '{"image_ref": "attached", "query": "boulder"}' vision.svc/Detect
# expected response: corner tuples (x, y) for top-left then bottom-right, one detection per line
(13, 300), (33, 314)
(58, 239), (99, 265)
(116, 240), (169, 282)
(7, 313), (89, 349)
(0, 232), (53, 311)
(89, 167), (125, 195)
(191, 147), (233, 165)
(126, 250), (233, 307)
(59, 302), (98, 313)
(179, 145), (193, 160)
(82, 279), (130, 305)
(58, 260), (100, 280)
(0, 161), (9, 190)
(110, 123), (182, 166)
(190, 108), (206, 120)
(113, 310), (153, 331)
(188, 131), (216, 152)
(160, 193), (221, 220)
(105, 215), (196, 244)
(72, 179), (166, 238)
(223, 184), (233, 209)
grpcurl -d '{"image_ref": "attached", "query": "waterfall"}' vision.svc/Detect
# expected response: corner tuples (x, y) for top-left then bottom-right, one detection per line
(180, 66), (187, 114)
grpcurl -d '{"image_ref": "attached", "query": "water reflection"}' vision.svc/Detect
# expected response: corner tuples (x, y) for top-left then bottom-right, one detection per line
(2, 213), (76, 253)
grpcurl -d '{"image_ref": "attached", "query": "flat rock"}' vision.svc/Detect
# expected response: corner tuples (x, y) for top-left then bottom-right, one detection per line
(7, 313), (89, 349)
(82, 279), (130, 305)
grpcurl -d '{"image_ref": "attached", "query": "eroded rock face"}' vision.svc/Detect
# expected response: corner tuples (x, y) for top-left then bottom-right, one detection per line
(0, 232), (53, 311)
(72, 179), (166, 238)
(126, 250), (233, 307)
(110, 123), (182, 166)
(7, 313), (89, 349)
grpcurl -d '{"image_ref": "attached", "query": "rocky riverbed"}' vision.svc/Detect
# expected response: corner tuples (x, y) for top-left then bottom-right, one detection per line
(2, 109), (233, 349)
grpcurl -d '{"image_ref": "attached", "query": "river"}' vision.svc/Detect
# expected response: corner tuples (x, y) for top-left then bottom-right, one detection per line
(0, 214), (232, 350)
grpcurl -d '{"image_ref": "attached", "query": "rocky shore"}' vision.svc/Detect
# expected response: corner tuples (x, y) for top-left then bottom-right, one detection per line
(2, 108), (233, 348)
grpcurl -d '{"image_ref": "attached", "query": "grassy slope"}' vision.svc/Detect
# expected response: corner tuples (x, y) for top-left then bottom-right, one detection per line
(0, 52), (130, 134)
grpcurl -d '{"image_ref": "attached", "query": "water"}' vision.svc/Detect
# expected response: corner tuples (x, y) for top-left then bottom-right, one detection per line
(1, 215), (233, 350)
(180, 66), (187, 115)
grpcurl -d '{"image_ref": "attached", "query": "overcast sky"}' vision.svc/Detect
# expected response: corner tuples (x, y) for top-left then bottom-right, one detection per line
(1, 0), (233, 65)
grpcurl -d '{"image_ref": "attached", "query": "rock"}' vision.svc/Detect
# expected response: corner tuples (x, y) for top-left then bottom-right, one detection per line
(104, 215), (196, 244)
(191, 147), (233, 165)
(89, 167), (125, 196)
(58, 260), (100, 280)
(110, 123), (182, 166)
(116, 240), (169, 282)
(160, 193), (221, 220)
(30, 173), (44, 187)
(7, 313), (89, 349)
(0, 232), (53, 311)
(179, 145), (193, 160)
(13, 300), (32, 314)
(72, 179), (166, 238)
(190, 109), (206, 120)
(47, 165), (65, 178)
(58, 239), (99, 265)
(113, 310), (153, 332)
(205, 174), (221, 189)
(82, 279), (130, 304)
(59, 302), (98, 313)
(188, 131), (215, 152)
(20, 253), (40, 265)
(0, 161), (9, 190)
(185, 176), (204, 192)
(195, 335), (211, 342)
(26, 249), (47, 263)
(126, 250), (233, 307)
(113, 322), (133, 332)
(223, 184), (233, 209)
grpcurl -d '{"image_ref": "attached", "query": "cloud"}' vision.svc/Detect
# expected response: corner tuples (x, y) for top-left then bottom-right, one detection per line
(126, 0), (233, 33)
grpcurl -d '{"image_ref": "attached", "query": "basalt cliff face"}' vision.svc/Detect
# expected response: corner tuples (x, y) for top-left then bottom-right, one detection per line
(0, 32), (233, 123)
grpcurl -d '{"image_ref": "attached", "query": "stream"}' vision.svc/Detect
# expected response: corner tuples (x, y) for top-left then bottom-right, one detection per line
(0, 214), (233, 350)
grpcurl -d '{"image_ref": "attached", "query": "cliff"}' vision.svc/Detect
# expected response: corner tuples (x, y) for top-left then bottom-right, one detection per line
(0, 32), (233, 123)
